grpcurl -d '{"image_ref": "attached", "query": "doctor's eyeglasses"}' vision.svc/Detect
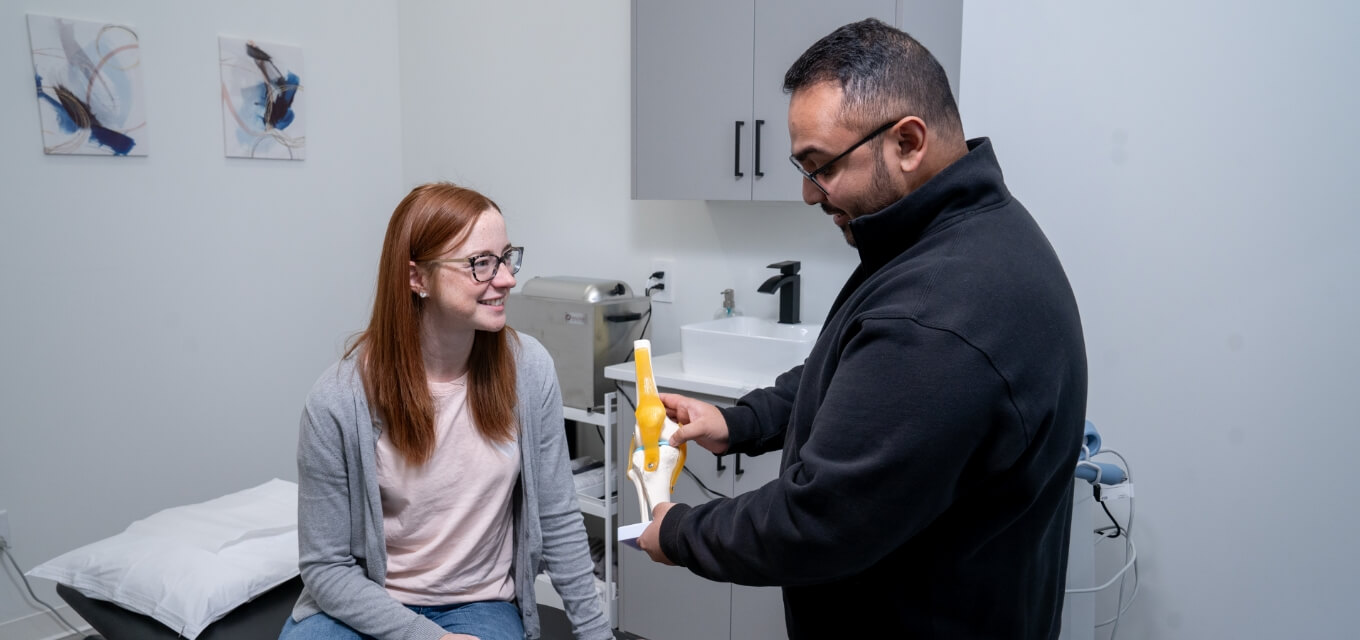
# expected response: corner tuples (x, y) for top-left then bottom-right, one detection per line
(789, 118), (903, 195)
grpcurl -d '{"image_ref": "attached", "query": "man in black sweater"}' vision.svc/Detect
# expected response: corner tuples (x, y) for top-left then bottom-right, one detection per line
(635, 18), (1088, 639)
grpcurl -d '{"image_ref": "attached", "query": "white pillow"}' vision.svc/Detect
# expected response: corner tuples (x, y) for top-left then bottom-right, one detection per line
(28, 478), (300, 639)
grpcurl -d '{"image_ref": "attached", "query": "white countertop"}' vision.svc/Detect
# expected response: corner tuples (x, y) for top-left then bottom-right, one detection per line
(603, 352), (776, 400)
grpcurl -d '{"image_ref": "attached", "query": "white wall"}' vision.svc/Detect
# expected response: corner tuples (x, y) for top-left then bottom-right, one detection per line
(400, 1), (1359, 639)
(962, 2), (1360, 637)
(3, 0), (1356, 638)
(0, 0), (403, 634)
(397, 0), (861, 355)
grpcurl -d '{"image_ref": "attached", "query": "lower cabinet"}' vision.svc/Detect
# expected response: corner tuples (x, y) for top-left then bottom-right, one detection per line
(611, 381), (787, 640)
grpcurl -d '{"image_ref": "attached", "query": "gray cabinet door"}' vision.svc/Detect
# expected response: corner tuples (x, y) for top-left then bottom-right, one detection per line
(731, 584), (789, 639)
(633, 0), (755, 201)
(619, 554), (733, 640)
(750, 0), (898, 201)
(634, 1), (961, 202)
(732, 449), (782, 497)
(726, 449), (788, 639)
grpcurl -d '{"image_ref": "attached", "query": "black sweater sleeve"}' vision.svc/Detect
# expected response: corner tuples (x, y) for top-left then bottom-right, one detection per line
(720, 364), (803, 456)
(660, 317), (1027, 586)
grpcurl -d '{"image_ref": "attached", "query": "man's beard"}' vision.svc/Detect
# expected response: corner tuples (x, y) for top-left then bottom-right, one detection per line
(827, 156), (906, 247)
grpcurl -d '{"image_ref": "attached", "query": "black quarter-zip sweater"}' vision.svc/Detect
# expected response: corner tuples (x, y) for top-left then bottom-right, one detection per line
(660, 138), (1088, 639)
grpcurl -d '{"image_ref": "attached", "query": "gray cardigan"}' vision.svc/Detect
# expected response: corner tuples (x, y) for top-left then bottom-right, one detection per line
(290, 334), (611, 640)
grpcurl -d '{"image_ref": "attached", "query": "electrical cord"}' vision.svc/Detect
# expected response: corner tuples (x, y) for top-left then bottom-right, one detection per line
(1094, 448), (1135, 639)
(615, 381), (635, 411)
(682, 466), (732, 500)
(643, 271), (665, 298)
(1095, 562), (1139, 630)
(636, 303), (653, 348)
(0, 538), (93, 639)
(1065, 538), (1137, 595)
(1094, 487), (1123, 538)
(1065, 447), (1137, 640)
(623, 302), (654, 363)
(1094, 449), (1134, 530)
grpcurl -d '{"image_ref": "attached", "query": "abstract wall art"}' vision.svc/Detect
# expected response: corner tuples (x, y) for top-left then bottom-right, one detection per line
(26, 14), (148, 156)
(218, 36), (306, 160)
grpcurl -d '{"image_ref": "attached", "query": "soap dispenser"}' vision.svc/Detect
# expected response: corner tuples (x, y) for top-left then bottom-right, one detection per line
(714, 289), (744, 319)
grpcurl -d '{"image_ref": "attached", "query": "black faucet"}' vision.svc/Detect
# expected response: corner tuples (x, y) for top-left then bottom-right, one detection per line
(757, 261), (801, 324)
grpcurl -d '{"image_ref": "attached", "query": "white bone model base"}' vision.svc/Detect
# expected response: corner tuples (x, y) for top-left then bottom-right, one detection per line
(627, 416), (683, 520)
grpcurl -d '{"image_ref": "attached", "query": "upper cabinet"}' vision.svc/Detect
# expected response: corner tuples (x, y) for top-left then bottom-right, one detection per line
(632, 0), (963, 202)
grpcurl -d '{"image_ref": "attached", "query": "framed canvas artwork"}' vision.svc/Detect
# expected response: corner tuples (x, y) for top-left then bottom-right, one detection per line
(218, 36), (306, 160)
(27, 14), (148, 156)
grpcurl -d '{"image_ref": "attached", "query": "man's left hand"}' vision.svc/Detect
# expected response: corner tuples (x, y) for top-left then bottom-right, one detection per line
(638, 502), (676, 565)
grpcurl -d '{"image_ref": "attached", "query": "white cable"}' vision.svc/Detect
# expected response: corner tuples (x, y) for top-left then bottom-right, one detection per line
(1093, 449), (1133, 482)
(1108, 524), (1132, 638)
(1096, 561), (1139, 627)
(1066, 537), (1136, 594)
(0, 541), (89, 637)
(1087, 447), (1136, 639)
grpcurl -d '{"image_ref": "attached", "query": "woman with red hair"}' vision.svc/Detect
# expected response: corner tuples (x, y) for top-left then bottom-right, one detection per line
(281, 183), (610, 640)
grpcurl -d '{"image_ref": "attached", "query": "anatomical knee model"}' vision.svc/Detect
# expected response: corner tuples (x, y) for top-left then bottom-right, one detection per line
(627, 340), (686, 519)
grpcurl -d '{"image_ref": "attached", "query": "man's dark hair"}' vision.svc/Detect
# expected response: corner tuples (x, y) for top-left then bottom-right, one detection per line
(784, 18), (962, 139)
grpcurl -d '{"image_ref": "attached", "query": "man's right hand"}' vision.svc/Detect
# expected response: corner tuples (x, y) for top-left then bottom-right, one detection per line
(659, 393), (730, 454)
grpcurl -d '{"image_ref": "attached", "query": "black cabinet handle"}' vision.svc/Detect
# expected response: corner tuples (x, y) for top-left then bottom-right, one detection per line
(735, 454), (745, 477)
(716, 454), (727, 473)
(754, 120), (765, 177)
(734, 121), (745, 177)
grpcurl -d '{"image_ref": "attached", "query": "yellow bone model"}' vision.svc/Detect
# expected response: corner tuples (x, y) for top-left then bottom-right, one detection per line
(626, 339), (686, 517)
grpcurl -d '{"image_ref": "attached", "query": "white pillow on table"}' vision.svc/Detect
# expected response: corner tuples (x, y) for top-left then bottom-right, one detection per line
(27, 478), (300, 640)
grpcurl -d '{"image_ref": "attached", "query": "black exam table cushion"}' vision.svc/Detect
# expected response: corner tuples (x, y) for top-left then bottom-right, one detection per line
(57, 576), (303, 640)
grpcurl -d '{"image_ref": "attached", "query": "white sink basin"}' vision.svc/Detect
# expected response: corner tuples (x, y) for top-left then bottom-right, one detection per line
(680, 316), (821, 384)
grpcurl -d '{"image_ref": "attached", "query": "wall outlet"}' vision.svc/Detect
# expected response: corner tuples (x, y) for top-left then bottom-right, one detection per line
(649, 259), (673, 303)
(0, 509), (9, 547)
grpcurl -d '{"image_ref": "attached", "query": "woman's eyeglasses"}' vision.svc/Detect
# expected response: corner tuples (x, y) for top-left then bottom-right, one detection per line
(423, 246), (524, 282)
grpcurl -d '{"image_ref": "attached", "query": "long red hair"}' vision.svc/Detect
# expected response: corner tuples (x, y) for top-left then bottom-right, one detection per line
(347, 183), (519, 465)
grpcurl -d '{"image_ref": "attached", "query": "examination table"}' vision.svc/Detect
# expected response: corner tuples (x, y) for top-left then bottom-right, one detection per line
(57, 576), (302, 640)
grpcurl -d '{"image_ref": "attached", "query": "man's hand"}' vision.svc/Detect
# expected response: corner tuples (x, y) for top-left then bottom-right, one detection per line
(638, 502), (677, 565)
(659, 393), (730, 454)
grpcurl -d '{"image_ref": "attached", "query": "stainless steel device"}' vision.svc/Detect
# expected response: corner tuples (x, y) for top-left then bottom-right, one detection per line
(506, 276), (650, 410)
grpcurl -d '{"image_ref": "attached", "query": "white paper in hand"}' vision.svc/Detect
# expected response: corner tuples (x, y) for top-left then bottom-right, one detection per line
(618, 521), (650, 551)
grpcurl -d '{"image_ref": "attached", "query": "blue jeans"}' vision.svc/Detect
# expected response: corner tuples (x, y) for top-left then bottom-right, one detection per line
(278, 600), (524, 640)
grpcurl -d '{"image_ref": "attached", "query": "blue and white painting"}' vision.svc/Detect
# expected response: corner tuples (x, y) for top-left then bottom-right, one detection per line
(219, 36), (306, 160)
(27, 14), (148, 156)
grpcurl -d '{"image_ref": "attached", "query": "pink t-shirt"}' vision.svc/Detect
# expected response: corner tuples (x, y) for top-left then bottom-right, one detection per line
(376, 375), (520, 605)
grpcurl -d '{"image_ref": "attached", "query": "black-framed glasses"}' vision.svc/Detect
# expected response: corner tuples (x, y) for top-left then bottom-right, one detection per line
(423, 246), (524, 282)
(788, 118), (901, 195)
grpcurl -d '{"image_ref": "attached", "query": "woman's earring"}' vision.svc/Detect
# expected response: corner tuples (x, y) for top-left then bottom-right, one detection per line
(418, 291), (429, 298)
